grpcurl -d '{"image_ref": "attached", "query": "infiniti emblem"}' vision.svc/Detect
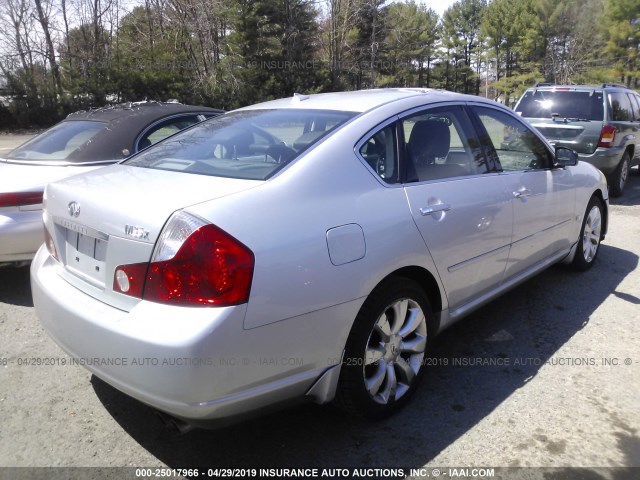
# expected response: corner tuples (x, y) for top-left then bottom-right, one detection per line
(68, 201), (81, 217)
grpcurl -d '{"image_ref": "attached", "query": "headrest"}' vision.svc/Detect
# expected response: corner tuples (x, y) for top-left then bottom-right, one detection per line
(408, 119), (451, 159)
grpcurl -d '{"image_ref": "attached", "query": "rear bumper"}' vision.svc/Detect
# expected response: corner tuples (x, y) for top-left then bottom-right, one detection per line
(578, 146), (625, 175)
(31, 246), (351, 422)
(0, 208), (43, 264)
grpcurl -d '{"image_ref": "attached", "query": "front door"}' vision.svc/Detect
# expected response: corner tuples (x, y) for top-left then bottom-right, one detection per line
(470, 105), (576, 278)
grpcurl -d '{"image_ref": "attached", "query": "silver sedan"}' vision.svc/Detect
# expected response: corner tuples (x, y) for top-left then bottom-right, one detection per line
(32, 89), (608, 429)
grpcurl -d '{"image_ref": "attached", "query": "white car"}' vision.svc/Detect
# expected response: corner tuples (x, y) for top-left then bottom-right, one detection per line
(32, 89), (608, 431)
(0, 102), (221, 266)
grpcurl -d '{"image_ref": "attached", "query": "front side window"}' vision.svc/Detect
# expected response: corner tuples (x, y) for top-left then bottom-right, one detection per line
(125, 109), (356, 180)
(401, 105), (487, 182)
(472, 106), (553, 171)
(6, 120), (107, 162)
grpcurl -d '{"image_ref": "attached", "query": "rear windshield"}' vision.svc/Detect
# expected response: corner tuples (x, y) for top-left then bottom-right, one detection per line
(6, 120), (107, 162)
(515, 90), (604, 121)
(125, 109), (356, 180)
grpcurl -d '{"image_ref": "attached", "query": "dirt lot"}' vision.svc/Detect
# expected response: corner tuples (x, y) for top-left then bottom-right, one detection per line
(0, 133), (639, 479)
(0, 132), (36, 155)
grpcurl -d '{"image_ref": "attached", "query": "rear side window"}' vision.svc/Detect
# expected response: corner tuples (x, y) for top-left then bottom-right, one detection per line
(515, 90), (604, 121)
(401, 105), (488, 182)
(359, 124), (398, 183)
(6, 121), (107, 162)
(125, 109), (356, 180)
(609, 92), (633, 121)
(627, 94), (640, 121)
(137, 114), (206, 151)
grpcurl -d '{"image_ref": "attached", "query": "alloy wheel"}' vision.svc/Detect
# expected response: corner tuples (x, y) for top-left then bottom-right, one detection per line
(363, 298), (427, 405)
(582, 205), (602, 263)
(619, 159), (628, 192)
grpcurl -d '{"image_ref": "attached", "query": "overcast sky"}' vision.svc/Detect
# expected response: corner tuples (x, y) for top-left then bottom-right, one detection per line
(419, 0), (458, 17)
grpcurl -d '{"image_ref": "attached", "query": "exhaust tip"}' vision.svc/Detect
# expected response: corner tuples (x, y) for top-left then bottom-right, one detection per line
(155, 411), (195, 435)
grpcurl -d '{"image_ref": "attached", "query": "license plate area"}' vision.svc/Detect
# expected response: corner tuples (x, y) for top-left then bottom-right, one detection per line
(60, 222), (109, 288)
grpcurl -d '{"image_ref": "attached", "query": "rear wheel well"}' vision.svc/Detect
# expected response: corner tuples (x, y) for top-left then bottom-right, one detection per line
(379, 266), (442, 315)
(625, 145), (634, 161)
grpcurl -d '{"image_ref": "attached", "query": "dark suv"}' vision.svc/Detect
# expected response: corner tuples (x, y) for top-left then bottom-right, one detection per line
(514, 83), (640, 196)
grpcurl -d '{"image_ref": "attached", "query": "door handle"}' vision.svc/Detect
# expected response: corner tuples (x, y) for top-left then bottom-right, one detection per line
(513, 189), (531, 199)
(420, 204), (451, 216)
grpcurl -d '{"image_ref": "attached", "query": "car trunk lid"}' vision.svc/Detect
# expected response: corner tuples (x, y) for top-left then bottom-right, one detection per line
(44, 164), (261, 310)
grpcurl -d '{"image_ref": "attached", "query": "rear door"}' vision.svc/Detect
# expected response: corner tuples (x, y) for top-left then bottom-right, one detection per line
(470, 104), (576, 279)
(401, 104), (513, 309)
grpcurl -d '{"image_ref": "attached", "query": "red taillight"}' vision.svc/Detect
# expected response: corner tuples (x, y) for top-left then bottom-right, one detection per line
(597, 125), (616, 148)
(0, 191), (43, 207)
(113, 263), (148, 298)
(145, 224), (254, 306)
(114, 216), (254, 307)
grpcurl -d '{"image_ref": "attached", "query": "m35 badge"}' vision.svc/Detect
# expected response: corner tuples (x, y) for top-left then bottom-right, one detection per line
(125, 225), (150, 240)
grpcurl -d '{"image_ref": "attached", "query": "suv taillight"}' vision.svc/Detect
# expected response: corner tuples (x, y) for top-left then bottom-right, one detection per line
(113, 211), (254, 306)
(0, 191), (43, 207)
(597, 125), (616, 148)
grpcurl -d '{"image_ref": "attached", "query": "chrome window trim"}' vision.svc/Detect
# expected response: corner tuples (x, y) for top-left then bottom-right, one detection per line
(396, 100), (466, 121)
(402, 171), (501, 187)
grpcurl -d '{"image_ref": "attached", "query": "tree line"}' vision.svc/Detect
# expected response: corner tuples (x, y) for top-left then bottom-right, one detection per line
(0, 0), (638, 128)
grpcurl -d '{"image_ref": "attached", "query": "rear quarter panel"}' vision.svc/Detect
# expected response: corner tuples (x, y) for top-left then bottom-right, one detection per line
(185, 106), (448, 332)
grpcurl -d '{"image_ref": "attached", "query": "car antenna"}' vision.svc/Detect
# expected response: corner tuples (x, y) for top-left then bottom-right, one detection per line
(292, 93), (310, 102)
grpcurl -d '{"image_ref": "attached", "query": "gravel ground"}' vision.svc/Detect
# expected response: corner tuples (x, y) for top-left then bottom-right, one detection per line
(0, 132), (638, 479)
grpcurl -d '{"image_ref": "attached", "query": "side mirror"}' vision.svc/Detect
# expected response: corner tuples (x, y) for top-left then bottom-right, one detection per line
(554, 146), (578, 167)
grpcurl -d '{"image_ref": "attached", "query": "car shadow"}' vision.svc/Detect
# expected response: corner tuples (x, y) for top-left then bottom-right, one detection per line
(0, 265), (33, 307)
(92, 243), (637, 470)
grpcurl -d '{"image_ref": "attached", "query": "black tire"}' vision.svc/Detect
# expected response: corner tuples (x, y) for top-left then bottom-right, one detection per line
(335, 277), (435, 418)
(572, 196), (604, 271)
(609, 152), (630, 197)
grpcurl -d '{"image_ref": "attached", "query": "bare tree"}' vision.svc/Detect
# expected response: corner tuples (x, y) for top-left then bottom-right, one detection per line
(34, 0), (62, 94)
(323, 0), (356, 87)
(0, 0), (38, 95)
